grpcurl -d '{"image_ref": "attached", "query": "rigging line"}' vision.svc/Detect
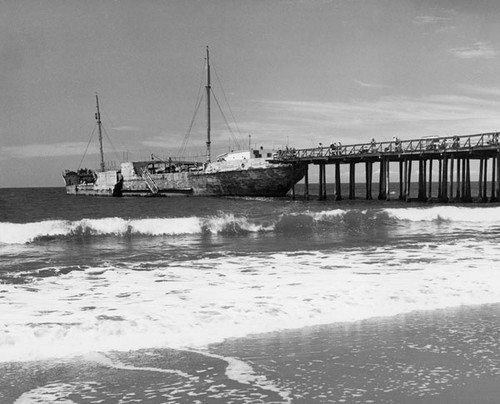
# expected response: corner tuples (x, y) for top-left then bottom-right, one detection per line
(77, 125), (97, 170)
(211, 89), (242, 150)
(178, 92), (204, 157)
(101, 108), (117, 132)
(212, 63), (244, 139)
(102, 125), (123, 164)
(177, 63), (206, 156)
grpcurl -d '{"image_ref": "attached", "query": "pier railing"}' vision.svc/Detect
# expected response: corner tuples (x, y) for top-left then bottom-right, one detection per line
(278, 131), (500, 203)
(275, 131), (500, 162)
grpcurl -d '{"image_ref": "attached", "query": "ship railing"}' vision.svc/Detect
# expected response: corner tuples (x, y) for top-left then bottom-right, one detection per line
(141, 168), (160, 194)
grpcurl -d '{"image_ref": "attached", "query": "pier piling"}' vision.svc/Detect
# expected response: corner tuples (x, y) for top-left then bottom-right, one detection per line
(378, 160), (387, 200)
(428, 159), (433, 200)
(406, 160), (412, 201)
(365, 162), (373, 200)
(398, 161), (404, 200)
(335, 162), (342, 201)
(318, 163), (324, 200)
(483, 159), (488, 201)
(478, 159), (484, 200)
(441, 156), (448, 203)
(449, 157), (454, 201)
(497, 155), (500, 201)
(349, 162), (356, 200)
(491, 156), (497, 202)
(304, 165), (309, 200)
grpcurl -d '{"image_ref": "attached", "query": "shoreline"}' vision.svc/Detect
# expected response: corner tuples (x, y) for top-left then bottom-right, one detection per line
(1, 303), (499, 403)
(208, 303), (500, 403)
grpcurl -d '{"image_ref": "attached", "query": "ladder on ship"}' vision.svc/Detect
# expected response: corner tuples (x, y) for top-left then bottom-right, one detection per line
(141, 167), (160, 195)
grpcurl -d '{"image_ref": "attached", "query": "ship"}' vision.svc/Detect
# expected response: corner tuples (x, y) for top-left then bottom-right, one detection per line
(63, 47), (306, 197)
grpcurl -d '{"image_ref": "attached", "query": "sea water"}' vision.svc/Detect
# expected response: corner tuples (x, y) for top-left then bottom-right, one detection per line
(1, 187), (500, 402)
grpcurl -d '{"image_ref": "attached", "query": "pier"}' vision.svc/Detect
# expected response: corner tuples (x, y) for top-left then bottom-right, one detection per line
(275, 132), (500, 202)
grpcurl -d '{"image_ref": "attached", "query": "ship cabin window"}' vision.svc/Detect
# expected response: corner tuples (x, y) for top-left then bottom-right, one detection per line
(267, 153), (272, 157)
(253, 150), (262, 158)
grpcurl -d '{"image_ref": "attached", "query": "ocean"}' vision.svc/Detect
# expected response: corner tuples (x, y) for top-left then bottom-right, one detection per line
(1, 186), (500, 403)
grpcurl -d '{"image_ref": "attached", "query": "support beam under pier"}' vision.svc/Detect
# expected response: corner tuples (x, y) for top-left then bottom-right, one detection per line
(497, 153), (500, 201)
(449, 157), (454, 201)
(455, 158), (461, 200)
(365, 162), (373, 200)
(335, 162), (342, 201)
(441, 156), (448, 203)
(322, 163), (327, 200)
(406, 160), (412, 201)
(398, 161), (404, 200)
(304, 165), (309, 200)
(464, 159), (472, 202)
(492, 156), (497, 202)
(428, 159), (433, 200)
(478, 159), (484, 201)
(483, 158), (488, 202)
(349, 162), (356, 200)
(385, 160), (390, 200)
(378, 159), (387, 200)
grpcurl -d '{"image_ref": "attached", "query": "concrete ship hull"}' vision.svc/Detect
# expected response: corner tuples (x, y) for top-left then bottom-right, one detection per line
(122, 164), (306, 197)
(64, 162), (306, 198)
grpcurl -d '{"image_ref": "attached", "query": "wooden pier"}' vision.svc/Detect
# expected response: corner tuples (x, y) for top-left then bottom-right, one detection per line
(275, 132), (500, 202)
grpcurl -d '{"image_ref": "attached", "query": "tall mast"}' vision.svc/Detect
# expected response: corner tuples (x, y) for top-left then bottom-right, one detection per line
(205, 46), (211, 163)
(95, 93), (105, 172)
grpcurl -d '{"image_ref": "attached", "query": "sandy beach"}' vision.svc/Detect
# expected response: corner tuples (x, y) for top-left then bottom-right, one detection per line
(1, 303), (499, 403)
(208, 303), (500, 403)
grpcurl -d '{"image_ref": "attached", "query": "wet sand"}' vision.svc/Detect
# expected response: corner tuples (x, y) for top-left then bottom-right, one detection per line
(2, 304), (499, 403)
(208, 303), (500, 403)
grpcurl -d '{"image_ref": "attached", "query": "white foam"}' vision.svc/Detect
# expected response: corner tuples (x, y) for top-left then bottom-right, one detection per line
(0, 220), (70, 244)
(196, 350), (292, 402)
(310, 209), (345, 221)
(204, 213), (273, 233)
(129, 217), (202, 235)
(2, 237), (500, 363)
(14, 383), (79, 404)
(384, 205), (500, 223)
(82, 351), (191, 378)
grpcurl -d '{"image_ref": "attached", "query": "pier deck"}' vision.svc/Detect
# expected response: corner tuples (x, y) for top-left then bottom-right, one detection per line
(274, 132), (500, 202)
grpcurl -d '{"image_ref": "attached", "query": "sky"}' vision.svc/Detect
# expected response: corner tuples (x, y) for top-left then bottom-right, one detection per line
(2, 0), (500, 187)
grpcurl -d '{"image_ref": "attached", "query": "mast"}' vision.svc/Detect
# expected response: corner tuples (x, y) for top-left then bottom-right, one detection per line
(205, 46), (211, 163)
(95, 93), (105, 172)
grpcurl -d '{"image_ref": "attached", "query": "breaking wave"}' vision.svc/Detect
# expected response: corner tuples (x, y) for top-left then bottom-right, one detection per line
(2, 205), (500, 244)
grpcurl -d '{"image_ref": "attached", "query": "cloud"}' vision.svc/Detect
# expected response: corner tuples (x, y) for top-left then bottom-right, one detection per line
(248, 93), (500, 145)
(112, 125), (143, 132)
(449, 42), (499, 59)
(278, 0), (339, 5)
(353, 79), (386, 89)
(268, 95), (500, 125)
(0, 142), (97, 160)
(414, 15), (451, 25)
(459, 85), (500, 97)
(413, 10), (456, 34)
(435, 25), (456, 33)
